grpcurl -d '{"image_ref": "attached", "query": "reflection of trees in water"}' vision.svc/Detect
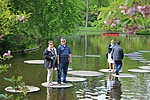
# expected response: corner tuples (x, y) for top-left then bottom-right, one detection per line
(106, 73), (122, 100)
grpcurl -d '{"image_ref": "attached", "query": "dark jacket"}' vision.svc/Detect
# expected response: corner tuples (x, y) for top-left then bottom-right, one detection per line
(111, 46), (124, 61)
(43, 47), (57, 68)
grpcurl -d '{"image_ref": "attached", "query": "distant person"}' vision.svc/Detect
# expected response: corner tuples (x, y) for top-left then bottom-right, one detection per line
(43, 40), (57, 86)
(107, 39), (116, 71)
(111, 41), (124, 75)
(57, 37), (72, 84)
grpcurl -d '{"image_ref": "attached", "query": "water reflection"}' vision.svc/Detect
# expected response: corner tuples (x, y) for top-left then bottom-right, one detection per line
(56, 89), (66, 100)
(106, 73), (122, 100)
(47, 88), (53, 100)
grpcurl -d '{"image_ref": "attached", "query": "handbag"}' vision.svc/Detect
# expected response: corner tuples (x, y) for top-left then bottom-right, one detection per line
(105, 52), (108, 59)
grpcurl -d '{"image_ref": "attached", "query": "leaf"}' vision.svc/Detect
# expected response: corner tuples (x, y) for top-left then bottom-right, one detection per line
(4, 77), (11, 82)
(17, 76), (23, 82)
(125, 0), (134, 6)
(0, 94), (6, 99)
(135, 19), (144, 26)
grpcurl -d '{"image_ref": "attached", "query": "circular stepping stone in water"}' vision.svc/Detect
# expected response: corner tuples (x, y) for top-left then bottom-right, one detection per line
(139, 61), (150, 63)
(128, 69), (150, 73)
(130, 58), (147, 61)
(138, 50), (150, 53)
(24, 60), (44, 64)
(85, 55), (100, 57)
(111, 73), (136, 78)
(139, 66), (150, 70)
(41, 82), (73, 88)
(5, 86), (40, 93)
(99, 69), (122, 73)
(66, 77), (86, 82)
(68, 71), (103, 77)
(72, 55), (82, 58)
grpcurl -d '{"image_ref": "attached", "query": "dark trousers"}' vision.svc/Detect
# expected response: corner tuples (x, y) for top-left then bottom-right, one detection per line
(114, 60), (122, 75)
(57, 62), (69, 83)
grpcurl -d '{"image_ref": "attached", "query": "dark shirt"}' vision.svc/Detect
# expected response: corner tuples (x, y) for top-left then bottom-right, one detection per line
(57, 45), (71, 62)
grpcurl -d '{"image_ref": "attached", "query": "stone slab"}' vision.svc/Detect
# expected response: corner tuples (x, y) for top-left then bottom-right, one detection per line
(5, 86), (40, 93)
(85, 55), (100, 57)
(68, 71), (104, 77)
(24, 60), (44, 64)
(139, 66), (150, 70)
(111, 73), (136, 78)
(130, 58), (147, 61)
(41, 82), (73, 88)
(66, 77), (86, 82)
(139, 61), (150, 63)
(138, 50), (150, 53)
(128, 69), (150, 73)
(72, 55), (83, 58)
(99, 69), (122, 73)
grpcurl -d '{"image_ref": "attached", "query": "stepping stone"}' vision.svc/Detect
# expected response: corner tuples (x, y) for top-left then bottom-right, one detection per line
(99, 69), (122, 73)
(139, 66), (150, 70)
(5, 86), (40, 93)
(139, 50), (150, 53)
(66, 77), (86, 82)
(130, 58), (147, 61)
(85, 55), (100, 57)
(41, 82), (73, 88)
(128, 69), (150, 73)
(111, 73), (136, 78)
(68, 71), (103, 77)
(24, 60), (44, 64)
(72, 55), (82, 58)
(139, 61), (150, 63)
(128, 57), (144, 59)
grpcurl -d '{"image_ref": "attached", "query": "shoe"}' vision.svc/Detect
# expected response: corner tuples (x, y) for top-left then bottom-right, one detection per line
(48, 83), (53, 86)
(63, 81), (68, 83)
(57, 82), (61, 84)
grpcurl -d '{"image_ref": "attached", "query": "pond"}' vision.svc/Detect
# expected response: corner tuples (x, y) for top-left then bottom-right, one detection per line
(0, 34), (150, 100)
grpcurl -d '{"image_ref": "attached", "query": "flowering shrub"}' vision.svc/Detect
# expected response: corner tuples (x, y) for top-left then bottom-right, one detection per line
(95, 0), (150, 34)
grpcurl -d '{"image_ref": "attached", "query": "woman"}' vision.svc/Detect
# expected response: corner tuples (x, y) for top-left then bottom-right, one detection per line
(43, 40), (57, 86)
(107, 39), (116, 71)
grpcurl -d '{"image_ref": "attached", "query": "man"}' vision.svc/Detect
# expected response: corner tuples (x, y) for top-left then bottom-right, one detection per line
(57, 37), (72, 84)
(111, 41), (124, 75)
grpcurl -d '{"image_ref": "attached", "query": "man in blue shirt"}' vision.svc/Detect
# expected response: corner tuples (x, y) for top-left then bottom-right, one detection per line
(111, 41), (124, 75)
(57, 37), (72, 84)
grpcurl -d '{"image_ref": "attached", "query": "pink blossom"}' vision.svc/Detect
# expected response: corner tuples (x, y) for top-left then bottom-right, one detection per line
(19, 16), (26, 23)
(111, 23), (116, 27)
(116, 19), (120, 24)
(0, 34), (2, 39)
(104, 20), (111, 24)
(3, 50), (11, 57)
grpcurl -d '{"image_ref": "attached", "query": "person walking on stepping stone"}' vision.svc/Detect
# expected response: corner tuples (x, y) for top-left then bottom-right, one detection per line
(57, 37), (72, 84)
(107, 39), (116, 71)
(111, 41), (124, 75)
(43, 40), (57, 86)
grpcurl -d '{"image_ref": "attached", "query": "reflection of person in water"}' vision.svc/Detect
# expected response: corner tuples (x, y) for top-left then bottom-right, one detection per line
(106, 73), (122, 100)
(47, 88), (53, 100)
(57, 89), (66, 100)
(111, 77), (122, 100)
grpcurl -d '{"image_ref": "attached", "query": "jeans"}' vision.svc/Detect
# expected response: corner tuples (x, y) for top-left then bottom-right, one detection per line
(57, 62), (69, 83)
(114, 60), (122, 75)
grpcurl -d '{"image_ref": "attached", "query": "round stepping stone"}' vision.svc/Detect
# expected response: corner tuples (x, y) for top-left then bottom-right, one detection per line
(68, 71), (103, 77)
(41, 82), (73, 88)
(139, 50), (150, 53)
(139, 61), (150, 63)
(5, 86), (40, 93)
(85, 55), (100, 57)
(111, 73), (136, 78)
(139, 66), (150, 70)
(24, 60), (44, 64)
(66, 77), (86, 82)
(130, 58), (147, 61)
(72, 55), (82, 58)
(128, 69), (150, 73)
(99, 69), (122, 73)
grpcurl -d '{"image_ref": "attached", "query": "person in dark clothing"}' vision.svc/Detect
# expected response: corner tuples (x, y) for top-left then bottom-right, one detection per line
(111, 41), (124, 75)
(57, 37), (72, 84)
(43, 40), (57, 86)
